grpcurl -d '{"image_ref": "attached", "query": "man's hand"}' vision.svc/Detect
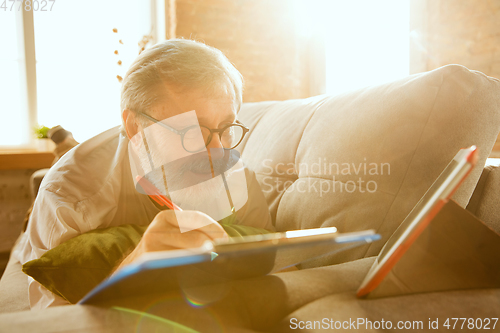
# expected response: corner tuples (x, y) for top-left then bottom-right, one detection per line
(115, 210), (228, 272)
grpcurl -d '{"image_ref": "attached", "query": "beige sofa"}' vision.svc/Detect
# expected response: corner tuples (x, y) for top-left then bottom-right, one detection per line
(1, 64), (499, 332)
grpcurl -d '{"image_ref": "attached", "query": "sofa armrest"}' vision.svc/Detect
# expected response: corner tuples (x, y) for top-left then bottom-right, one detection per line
(30, 168), (49, 201)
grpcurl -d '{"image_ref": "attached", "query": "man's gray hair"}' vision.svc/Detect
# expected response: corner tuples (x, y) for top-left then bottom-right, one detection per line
(120, 39), (243, 117)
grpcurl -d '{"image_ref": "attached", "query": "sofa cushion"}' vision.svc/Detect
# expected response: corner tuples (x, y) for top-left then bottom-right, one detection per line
(237, 64), (500, 266)
(0, 246), (29, 313)
(0, 258), (29, 313)
(0, 304), (263, 333)
(272, 288), (500, 332)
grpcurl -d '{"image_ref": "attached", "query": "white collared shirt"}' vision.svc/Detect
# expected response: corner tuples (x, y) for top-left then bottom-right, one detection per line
(16, 126), (273, 309)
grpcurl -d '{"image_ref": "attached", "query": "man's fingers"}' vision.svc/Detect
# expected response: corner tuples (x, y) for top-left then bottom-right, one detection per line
(196, 221), (229, 241)
(138, 239), (178, 253)
(141, 210), (229, 253)
(150, 210), (228, 240)
(150, 229), (213, 249)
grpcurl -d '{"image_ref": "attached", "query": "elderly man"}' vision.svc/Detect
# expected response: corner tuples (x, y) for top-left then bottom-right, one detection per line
(18, 39), (274, 309)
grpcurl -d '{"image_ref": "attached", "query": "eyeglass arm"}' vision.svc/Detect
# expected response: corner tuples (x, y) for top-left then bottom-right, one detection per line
(138, 112), (182, 135)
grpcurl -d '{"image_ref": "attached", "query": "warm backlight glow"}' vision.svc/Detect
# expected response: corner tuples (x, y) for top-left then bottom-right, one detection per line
(294, 0), (410, 95)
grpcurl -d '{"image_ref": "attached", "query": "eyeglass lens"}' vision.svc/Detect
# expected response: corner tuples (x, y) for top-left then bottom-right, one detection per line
(183, 125), (244, 152)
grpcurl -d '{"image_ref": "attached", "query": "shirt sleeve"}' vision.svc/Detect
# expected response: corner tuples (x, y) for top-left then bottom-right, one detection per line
(18, 184), (89, 309)
(27, 277), (71, 309)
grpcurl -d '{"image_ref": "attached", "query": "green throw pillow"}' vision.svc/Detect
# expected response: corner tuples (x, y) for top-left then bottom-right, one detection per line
(22, 224), (147, 303)
(22, 222), (270, 304)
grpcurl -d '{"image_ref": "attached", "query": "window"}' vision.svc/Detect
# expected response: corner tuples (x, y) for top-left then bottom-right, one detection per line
(1, 0), (165, 148)
(294, 0), (410, 95)
(0, 10), (32, 147)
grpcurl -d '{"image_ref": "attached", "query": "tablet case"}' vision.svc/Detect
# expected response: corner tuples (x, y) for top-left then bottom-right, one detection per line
(367, 200), (500, 299)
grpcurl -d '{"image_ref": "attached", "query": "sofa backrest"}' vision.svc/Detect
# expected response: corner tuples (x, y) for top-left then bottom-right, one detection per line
(237, 64), (500, 267)
(467, 165), (500, 234)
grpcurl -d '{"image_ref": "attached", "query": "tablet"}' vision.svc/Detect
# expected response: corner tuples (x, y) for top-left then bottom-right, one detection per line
(357, 146), (478, 297)
(79, 228), (380, 304)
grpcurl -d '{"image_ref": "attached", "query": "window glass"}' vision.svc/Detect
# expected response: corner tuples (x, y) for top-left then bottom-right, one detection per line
(0, 12), (29, 147)
(294, 0), (410, 96)
(34, 0), (152, 143)
(324, 0), (410, 95)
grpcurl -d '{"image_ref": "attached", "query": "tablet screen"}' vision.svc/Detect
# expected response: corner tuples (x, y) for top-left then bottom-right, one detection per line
(357, 146), (477, 297)
(378, 147), (475, 263)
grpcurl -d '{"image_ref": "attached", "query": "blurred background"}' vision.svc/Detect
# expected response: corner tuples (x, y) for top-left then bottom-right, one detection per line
(1, 0), (500, 269)
(3, 0), (500, 147)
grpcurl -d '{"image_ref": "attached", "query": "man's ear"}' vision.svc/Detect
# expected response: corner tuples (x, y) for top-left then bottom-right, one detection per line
(122, 109), (139, 140)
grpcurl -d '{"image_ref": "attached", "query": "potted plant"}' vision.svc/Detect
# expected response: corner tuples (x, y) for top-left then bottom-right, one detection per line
(34, 125), (55, 152)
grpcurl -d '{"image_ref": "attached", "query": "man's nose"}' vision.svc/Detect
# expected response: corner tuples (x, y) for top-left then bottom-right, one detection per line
(206, 134), (225, 160)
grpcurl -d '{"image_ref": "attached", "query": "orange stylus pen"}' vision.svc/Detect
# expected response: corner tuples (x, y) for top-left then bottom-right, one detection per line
(136, 175), (182, 211)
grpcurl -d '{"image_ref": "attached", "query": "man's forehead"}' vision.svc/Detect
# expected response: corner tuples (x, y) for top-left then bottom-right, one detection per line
(150, 88), (236, 124)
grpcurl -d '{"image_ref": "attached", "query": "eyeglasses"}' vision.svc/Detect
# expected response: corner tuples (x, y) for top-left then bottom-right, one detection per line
(137, 112), (250, 153)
